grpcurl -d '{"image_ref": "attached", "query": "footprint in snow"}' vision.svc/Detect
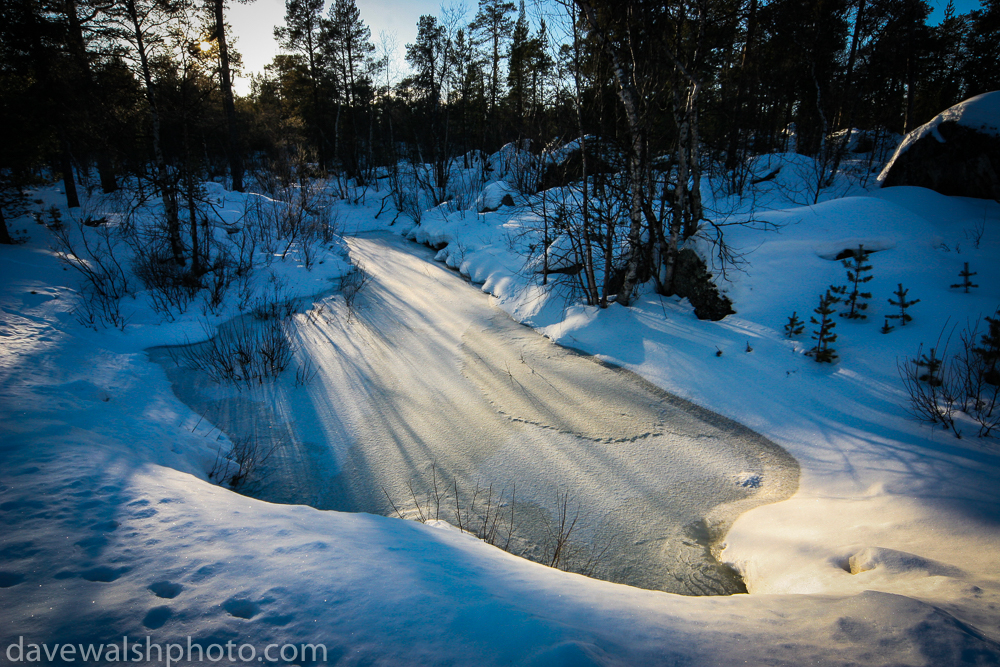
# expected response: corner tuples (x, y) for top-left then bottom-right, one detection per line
(0, 541), (40, 560)
(0, 499), (45, 511)
(223, 598), (259, 619)
(149, 581), (183, 599)
(90, 519), (120, 532)
(80, 566), (127, 582)
(142, 606), (173, 629)
(0, 571), (26, 588)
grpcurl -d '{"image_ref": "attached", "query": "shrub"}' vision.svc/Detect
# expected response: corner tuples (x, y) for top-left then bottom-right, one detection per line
(340, 262), (371, 322)
(899, 311), (1000, 438)
(209, 427), (282, 490)
(49, 215), (132, 330)
(172, 317), (294, 391)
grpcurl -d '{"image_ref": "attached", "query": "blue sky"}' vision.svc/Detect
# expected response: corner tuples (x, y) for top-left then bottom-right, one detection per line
(228, 0), (987, 95)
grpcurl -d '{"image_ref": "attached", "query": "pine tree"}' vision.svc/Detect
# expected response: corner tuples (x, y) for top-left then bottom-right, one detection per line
(325, 0), (375, 106)
(839, 244), (873, 319)
(974, 310), (1000, 386)
(209, 0), (243, 192)
(806, 290), (839, 363)
(880, 317), (894, 334)
(274, 0), (327, 168)
(914, 347), (944, 386)
(470, 0), (516, 126)
(323, 0), (376, 180)
(507, 1), (531, 122)
(887, 283), (919, 325)
(405, 16), (447, 105)
(951, 262), (978, 293)
(784, 311), (805, 338)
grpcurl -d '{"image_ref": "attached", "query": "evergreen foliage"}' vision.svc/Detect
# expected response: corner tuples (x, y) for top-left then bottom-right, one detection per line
(887, 283), (919, 326)
(1, 0), (995, 288)
(838, 245), (873, 320)
(974, 310), (1000, 386)
(806, 290), (839, 363)
(915, 347), (944, 386)
(900, 313), (1000, 439)
(784, 311), (805, 338)
(951, 262), (979, 293)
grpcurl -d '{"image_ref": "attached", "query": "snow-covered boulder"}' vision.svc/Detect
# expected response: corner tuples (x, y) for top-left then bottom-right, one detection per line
(539, 138), (620, 190)
(879, 91), (1000, 200)
(475, 181), (519, 212)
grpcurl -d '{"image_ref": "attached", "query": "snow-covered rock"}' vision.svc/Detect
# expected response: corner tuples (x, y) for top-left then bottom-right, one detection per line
(475, 181), (519, 212)
(879, 91), (1000, 199)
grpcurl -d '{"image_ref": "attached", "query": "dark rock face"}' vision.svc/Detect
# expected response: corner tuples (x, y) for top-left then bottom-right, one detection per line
(881, 121), (1000, 200)
(671, 249), (735, 321)
(540, 141), (620, 190)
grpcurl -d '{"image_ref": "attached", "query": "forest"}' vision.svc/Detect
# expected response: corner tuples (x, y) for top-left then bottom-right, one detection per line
(2, 0), (998, 305)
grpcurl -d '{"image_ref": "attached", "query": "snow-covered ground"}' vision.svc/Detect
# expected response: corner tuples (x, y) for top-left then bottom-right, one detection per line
(2, 150), (1000, 665)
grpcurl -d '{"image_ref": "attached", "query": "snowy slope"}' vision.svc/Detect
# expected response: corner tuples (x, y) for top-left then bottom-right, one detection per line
(2, 158), (1000, 665)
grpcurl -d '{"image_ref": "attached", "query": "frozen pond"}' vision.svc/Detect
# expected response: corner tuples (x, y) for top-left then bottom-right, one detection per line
(151, 232), (799, 595)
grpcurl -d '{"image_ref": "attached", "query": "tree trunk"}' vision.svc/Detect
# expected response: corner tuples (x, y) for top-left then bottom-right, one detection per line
(724, 0), (758, 174)
(827, 0), (866, 184)
(65, 0), (117, 193)
(306, 30), (326, 171)
(59, 136), (80, 209)
(575, 0), (647, 306)
(0, 207), (14, 244)
(572, 11), (599, 308)
(187, 174), (201, 277)
(213, 0), (244, 192)
(125, 0), (182, 265)
(902, 6), (917, 134)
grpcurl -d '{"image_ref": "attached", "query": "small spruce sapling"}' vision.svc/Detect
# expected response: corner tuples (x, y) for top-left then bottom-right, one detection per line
(887, 283), (919, 326)
(839, 245), (873, 319)
(951, 262), (978, 293)
(880, 317), (894, 334)
(974, 310), (1000, 385)
(914, 347), (944, 386)
(806, 290), (839, 363)
(784, 311), (805, 338)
